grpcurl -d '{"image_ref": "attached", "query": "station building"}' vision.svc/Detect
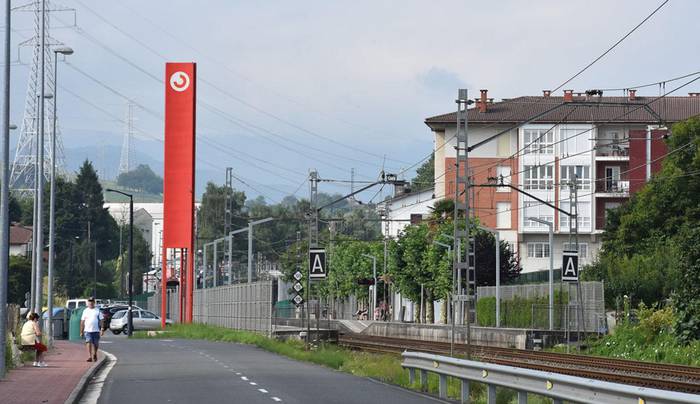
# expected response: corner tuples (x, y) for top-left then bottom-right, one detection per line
(421, 89), (700, 273)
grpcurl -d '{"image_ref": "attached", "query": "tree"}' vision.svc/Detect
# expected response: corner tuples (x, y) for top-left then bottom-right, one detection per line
(9, 194), (21, 223)
(8, 256), (31, 305)
(411, 153), (434, 191)
(474, 229), (521, 287)
(198, 182), (246, 244)
(116, 164), (163, 194)
(585, 117), (700, 341)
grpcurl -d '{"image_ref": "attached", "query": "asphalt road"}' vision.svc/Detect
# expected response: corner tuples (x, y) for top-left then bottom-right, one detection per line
(95, 333), (444, 404)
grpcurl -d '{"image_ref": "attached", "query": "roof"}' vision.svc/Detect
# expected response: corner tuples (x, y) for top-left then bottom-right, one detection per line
(425, 95), (700, 127)
(10, 225), (32, 245)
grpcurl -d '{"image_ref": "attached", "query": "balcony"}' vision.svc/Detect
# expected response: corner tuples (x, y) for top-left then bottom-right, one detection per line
(596, 145), (629, 160)
(596, 180), (629, 197)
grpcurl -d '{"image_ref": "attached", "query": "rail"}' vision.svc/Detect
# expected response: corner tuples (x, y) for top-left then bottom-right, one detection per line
(401, 351), (700, 404)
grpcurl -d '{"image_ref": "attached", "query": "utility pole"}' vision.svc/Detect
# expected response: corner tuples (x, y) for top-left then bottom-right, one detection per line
(453, 88), (475, 359)
(34, 0), (46, 313)
(361, 254), (377, 320)
(306, 170), (318, 348)
(0, 0), (10, 379)
(382, 205), (390, 318)
(224, 167), (233, 236)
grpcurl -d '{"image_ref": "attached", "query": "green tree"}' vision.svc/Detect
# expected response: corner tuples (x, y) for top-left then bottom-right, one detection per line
(198, 182), (246, 244)
(585, 117), (700, 341)
(116, 164), (163, 194)
(411, 153), (434, 191)
(8, 255), (31, 305)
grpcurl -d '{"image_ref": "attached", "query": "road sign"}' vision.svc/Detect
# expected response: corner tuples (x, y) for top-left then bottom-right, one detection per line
(293, 271), (303, 281)
(562, 250), (579, 282)
(453, 294), (473, 302)
(293, 295), (304, 305)
(293, 282), (303, 292)
(309, 248), (327, 279)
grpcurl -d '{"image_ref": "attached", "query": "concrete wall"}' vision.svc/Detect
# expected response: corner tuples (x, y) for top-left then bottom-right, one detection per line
(363, 322), (527, 349)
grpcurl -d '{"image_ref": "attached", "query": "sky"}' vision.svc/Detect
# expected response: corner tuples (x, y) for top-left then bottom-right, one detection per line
(6, 0), (700, 202)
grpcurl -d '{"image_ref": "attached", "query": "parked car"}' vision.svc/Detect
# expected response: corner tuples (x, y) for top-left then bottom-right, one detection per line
(109, 309), (172, 334)
(66, 298), (103, 310)
(99, 305), (143, 330)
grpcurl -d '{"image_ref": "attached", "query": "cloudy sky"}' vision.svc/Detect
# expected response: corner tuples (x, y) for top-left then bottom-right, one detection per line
(6, 0), (700, 201)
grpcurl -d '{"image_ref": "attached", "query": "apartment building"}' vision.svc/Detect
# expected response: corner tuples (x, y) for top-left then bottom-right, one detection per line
(425, 89), (700, 272)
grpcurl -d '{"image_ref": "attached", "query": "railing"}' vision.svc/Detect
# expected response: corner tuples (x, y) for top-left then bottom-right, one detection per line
(402, 351), (699, 404)
(597, 180), (629, 193)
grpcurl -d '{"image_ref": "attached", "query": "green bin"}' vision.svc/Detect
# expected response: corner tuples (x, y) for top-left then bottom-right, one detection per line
(69, 307), (85, 341)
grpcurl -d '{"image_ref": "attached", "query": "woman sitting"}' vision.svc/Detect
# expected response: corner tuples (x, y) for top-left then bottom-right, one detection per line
(20, 312), (48, 367)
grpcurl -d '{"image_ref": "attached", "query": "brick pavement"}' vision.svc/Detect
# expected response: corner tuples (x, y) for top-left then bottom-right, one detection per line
(0, 340), (98, 404)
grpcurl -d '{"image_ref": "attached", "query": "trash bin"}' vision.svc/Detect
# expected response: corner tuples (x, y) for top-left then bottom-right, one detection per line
(69, 307), (85, 341)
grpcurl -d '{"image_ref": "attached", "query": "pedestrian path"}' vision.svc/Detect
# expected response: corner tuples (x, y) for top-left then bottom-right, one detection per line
(0, 340), (96, 404)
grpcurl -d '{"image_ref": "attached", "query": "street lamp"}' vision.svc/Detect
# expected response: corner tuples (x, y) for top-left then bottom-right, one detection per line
(106, 188), (134, 337)
(361, 254), (377, 320)
(528, 217), (554, 331)
(47, 46), (73, 346)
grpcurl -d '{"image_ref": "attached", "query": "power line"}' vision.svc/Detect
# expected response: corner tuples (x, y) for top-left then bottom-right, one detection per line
(552, 0), (670, 92)
(599, 70), (700, 92)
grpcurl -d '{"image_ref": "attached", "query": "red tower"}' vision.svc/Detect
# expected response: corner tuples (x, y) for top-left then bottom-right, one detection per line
(161, 62), (196, 326)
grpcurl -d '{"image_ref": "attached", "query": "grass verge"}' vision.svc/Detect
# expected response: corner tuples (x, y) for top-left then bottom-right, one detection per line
(136, 324), (553, 404)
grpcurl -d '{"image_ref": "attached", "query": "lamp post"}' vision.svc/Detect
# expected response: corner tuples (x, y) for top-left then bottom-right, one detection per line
(528, 217), (554, 331)
(361, 254), (377, 320)
(46, 46), (73, 346)
(106, 189), (133, 336)
(32, 92), (51, 314)
(246, 217), (274, 283)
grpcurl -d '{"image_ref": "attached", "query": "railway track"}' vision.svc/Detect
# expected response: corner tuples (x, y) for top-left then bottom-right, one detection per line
(338, 335), (700, 393)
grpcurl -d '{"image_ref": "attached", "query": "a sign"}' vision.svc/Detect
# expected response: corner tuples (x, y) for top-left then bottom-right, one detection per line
(309, 248), (327, 279)
(293, 282), (303, 292)
(293, 271), (303, 281)
(562, 250), (579, 282)
(293, 295), (304, 305)
(453, 294), (473, 302)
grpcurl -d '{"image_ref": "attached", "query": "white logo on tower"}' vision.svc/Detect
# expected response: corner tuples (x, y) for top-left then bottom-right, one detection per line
(169, 71), (190, 92)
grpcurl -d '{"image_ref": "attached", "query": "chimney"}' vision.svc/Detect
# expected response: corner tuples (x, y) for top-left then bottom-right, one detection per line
(629, 89), (637, 101)
(689, 92), (700, 97)
(563, 89), (574, 102)
(477, 89), (488, 113)
(543, 90), (551, 97)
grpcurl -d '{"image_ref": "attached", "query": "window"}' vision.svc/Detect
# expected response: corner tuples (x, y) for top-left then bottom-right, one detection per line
(563, 243), (588, 260)
(527, 242), (550, 258)
(560, 127), (591, 156)
(523, 201), (554, 228)
(523, 165), (553, 190)
(141, 311), (156, 319)
(560, 202), (591, 230)
(132, 311), (141, 318)
(561, 165), (591, 190)
(497, 133), (511, 156)
(496, 202), (511, 229)
(524, 129), (554, 154)
(496, 166), (511, 192)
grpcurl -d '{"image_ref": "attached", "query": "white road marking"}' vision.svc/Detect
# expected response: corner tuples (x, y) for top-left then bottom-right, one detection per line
(250, 382), (257, 386)
(78, 351), (117, 404)
(241, 376), (248, 381)
(223, 365), (229, 368)
(160, 339), (174, 342)
(271, 398), (282, 402)
(258, 389), (268, 393)
(236, 372), (241, 375)
(99, 341), (113, 344)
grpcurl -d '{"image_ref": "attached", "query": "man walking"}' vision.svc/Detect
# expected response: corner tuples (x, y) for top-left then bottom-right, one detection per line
(80, 297), (104, 362)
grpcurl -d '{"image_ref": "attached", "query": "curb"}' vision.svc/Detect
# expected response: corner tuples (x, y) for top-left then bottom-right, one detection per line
(64, 350), (110, 404)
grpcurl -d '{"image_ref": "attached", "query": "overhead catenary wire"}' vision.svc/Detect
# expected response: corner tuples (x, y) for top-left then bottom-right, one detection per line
(551, 0), (670, 92)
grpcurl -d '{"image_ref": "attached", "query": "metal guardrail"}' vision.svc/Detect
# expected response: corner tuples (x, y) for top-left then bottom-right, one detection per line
(401, 351), (700, 404)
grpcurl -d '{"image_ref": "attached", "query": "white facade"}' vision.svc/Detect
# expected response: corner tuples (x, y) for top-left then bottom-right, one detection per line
(105, 202), (164, 269)
(378, 187), (437, 238)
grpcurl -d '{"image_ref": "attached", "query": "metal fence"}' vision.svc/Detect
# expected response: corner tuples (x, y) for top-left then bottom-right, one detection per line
(193, 280), (273, 334)
(402, 351), (699, 404)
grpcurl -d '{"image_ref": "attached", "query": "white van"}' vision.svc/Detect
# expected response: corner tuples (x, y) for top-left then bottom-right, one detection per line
(66, 298), (103, 310)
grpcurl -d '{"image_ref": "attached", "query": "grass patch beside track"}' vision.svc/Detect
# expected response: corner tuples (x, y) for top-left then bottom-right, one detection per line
(135, 323), (550, 403)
